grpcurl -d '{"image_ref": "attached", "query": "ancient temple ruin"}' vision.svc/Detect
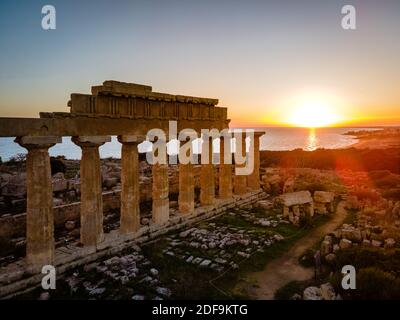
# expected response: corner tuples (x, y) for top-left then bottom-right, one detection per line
(313, 191), (335, 214)
(0, 81), (265, 297)
(279, 191), (314, 224)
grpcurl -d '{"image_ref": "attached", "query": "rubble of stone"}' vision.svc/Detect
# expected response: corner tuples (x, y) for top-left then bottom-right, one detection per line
(163, 210), (285, 272)
(301, 283), (341, 300)
(259, 168), (342, 225)
(27, 200), (286, 300)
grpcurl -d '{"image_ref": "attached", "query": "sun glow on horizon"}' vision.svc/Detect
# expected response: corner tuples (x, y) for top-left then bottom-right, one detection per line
(287, 98), (342, 128)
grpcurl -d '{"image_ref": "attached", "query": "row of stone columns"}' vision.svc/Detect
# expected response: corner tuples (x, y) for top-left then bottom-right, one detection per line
(15, 132), (262, 272)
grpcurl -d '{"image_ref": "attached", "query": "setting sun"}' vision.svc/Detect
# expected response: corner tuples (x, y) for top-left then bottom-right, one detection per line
(287, 100), (340, 128)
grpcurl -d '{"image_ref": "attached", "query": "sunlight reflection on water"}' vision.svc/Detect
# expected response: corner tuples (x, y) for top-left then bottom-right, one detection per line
(306, 128), (318, 151)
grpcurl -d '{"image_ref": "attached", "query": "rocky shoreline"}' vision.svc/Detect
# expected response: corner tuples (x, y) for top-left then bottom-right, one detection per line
(344, 127), (400, 149)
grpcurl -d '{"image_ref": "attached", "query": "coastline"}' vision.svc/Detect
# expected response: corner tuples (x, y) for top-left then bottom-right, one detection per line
(344, 128), (400, 149)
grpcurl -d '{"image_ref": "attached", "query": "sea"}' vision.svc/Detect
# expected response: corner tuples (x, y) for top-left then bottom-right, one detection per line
(0, 127), (380, 161)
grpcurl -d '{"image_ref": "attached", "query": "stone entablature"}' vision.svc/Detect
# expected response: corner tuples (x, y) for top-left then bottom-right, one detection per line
(67, 81), (227, 121)
(280, 191), (313, 207)
(92, 81), (218, 105)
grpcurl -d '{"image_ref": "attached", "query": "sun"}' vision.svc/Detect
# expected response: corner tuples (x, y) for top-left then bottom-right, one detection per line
(288, 100), (340, 128)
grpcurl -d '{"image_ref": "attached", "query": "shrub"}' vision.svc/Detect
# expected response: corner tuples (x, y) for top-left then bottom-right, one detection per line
(50, 157), (66, 175)
(299, 215), (314, 229)
(334, 248), (400, 277)
(354, 267), (400, 299)
(382, 188), (400, 201)
(298, 249), (315, 267)
(8, 153), (26, 164)
(275, 281), (309, 300)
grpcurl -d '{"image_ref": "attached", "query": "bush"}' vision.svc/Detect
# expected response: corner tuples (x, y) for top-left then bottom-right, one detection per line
(299, 215), (314, 229)
(354, 267), (400, 299)
(374, 175), (400, 188)
(260, 148), (400, 174)
(382, 188), (400, 201)
(352, 190), (380, 202)
(334, 248), (400, 277)
(275, 281), (309, 300)
(368, 170), (392, 180)
(50, 157), (66, 175)
(8, 153), (26, 164)
(298, 249), (315, 267)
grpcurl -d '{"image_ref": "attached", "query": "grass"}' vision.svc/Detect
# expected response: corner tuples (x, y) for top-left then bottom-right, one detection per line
(17, 207), (334, 300)
(139, 211), (334, 300)
(212, 214), (331, 299)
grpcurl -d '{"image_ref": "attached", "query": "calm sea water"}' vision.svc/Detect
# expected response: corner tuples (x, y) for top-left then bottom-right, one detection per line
(0, 127), (379, 161)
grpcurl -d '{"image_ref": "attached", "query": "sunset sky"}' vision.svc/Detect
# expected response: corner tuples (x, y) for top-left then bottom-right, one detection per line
(0, 0), (399, 127)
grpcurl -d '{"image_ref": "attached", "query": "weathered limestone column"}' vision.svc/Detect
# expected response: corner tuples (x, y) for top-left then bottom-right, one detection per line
(307, 203), (315, 217)
(72, 136), (110, 247)
(178, 138), (195, 214)
(118, 135), (144, 234)
(15, 136), (61, 272)
(247, 132), (262, 190)
(200, 136), (215, 205)
(283, 206), (289, 217)
(219, 134), (233, 199)
(150, 136), (169, 224)
(152, 163), (169, 224)
(234, 132), (247, 195)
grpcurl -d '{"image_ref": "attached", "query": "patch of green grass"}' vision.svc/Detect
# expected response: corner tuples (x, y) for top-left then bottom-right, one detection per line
(212, 215), (331, 299)
(21, 208), (334, 300)
(142, 241), (223, 299)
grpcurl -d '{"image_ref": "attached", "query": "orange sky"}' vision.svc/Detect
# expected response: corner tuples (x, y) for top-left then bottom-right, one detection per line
(0, 1), (399, 127)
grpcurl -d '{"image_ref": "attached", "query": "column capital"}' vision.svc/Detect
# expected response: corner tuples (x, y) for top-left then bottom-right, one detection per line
(15, 136), (61, 150)
(72, 136), (111, 148)
(118, 135), (146, 144)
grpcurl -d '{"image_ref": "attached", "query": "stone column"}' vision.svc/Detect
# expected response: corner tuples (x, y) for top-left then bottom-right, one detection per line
(234, 132), (247, 195)
(72, 136), (110, 247)
(219, 134), (233, 199)
(150, 136), (169, 224)
(178, 138), (195, 214)
(179, 162), (194, 214)
(293, 205), (300, 217)
(307, 202), (314, 217)
(15, 136), (61, 272)
(247, 132), (262, 190)
(283, 206), (289, 217)
(200, 136), (215, 205)
(118, 135), (144, 234)
(152, 163), (169, 224)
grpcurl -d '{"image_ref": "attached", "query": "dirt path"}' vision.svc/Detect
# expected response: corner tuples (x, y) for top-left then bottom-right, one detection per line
(237, 201), (348, 300)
